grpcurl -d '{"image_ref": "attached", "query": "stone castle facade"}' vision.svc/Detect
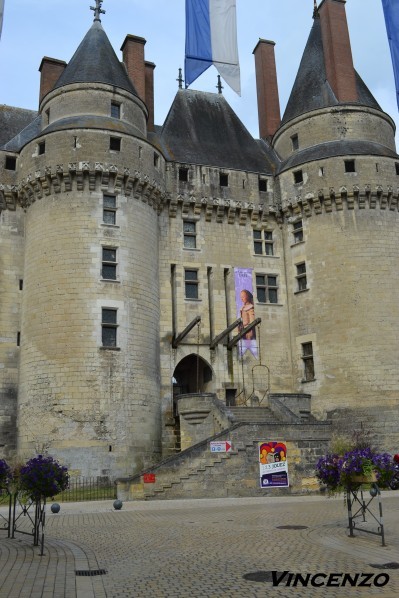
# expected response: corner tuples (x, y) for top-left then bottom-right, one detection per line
(1, 0), (398, 481)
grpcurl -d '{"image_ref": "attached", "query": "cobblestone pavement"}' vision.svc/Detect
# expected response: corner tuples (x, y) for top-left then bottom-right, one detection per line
(1, 492), (399, 597)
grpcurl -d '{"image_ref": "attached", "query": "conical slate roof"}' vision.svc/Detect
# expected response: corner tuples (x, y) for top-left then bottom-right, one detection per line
(53, 21), (137, 96)
(282, 16), (381, 124)
(160, 90), (278, 173)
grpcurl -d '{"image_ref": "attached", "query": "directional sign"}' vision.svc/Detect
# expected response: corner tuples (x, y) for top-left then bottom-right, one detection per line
(210, 441), (233, 453)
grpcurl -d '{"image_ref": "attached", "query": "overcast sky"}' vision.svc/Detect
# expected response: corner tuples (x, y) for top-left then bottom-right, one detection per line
(0, 0), (397, 142)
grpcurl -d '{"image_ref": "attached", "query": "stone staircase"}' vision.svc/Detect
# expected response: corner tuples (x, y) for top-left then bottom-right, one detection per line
(228, 406), (281, 424)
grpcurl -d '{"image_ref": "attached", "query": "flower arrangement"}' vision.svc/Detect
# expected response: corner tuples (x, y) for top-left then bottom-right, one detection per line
(315, 431), (396, 495)
(19, 455), (69, 500)
(0, 459), (12, 490)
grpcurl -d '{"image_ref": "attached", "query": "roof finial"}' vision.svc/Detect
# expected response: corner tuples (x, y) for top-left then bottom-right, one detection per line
(216, 75), (223, 94)
(177, 68), (184, 90)
(313, 0), (319, 18)
(91, 0), (106, 22)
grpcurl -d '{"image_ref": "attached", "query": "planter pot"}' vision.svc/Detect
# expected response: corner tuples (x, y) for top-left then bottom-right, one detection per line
(349, 472), (377, 484)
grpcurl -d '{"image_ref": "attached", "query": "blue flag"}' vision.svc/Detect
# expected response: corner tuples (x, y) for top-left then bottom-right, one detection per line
(185, 0), (241, 95)
(382, 0), (399, 109)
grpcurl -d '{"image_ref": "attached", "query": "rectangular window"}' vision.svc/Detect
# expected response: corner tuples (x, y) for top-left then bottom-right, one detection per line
(179, 168), (189, 182)
(256, 274), (278, 304)
(253, 230), (274, 256)
(296, 262), (307, 291)
(291, 134), (299, 151)
(38, 141), (45, 155)
(293, 169), (303, 184)
(293, 220), (304, 243)
(110, 137), (121, 151)
(183, 221), (196, 249)
(111, 102), (121, 119)
(220, 173), (228, 187)
(345, 159), (356, 173)
(154, 153), (159, 167)
(102, 308), (118, 347)
(184, 269), (199, 299)
(102, 247), (117, 280)
(103, 194), (117, 225)
(395, 163), (399, 175)
(258, 178), (267, 192)
(5, 156), (16, 170)
(302, 342), (315, 381)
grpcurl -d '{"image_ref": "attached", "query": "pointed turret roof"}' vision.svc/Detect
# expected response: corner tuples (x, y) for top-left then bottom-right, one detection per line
(52, 21), (137, 97)
(282, 15), (381, 124)
(160, 90), (278, 173)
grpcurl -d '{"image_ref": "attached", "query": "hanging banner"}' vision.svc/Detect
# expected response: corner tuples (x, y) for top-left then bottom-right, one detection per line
(259, 442), (289, 488)
(234, 268), (257, 357)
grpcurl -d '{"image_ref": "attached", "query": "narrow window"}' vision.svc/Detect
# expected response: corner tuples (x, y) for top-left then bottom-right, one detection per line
(291, 134), (299, 151)
(17, 332), (21, 346)
(102, 247), (117, 280)
(183, 221), (196, 249)
(179, 168), (189, 182)
(38, 141), (45, 155)
(103, 194), (117, 225)
(344, 159), (355, 173)
(220, 173), (229, 187)
(19, 279), (23, 291)
(154, 153), (159, 167)
(5, 156), (16, 170)
(293, 220), (303, 244)
(395, 163), (399, 176)
(184, 269), (199, 299)
(302, 342), (315, 381)
(111, 101), (121, 119)
(258, 178), (267, 192)
(375, 163), (379, 173)
(110, 137), (121, 151)
(319, 166), (324, 177)
(102, 308), (118, 347)
(296, 262), (307, 291)
(45, 108), (50, 126)
(256, 274), (278, 304)
(293, 170), (303, 184)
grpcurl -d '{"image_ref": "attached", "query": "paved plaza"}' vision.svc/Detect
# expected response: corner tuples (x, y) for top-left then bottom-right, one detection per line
(1, 491), (399, 597)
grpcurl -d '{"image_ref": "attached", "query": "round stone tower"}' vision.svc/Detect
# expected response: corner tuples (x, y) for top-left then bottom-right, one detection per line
(16, 14), (164, 477)
(273, 1), (399, 444)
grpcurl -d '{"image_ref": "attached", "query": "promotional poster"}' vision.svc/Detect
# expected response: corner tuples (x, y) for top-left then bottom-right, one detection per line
(259, 441), (289, 488)
(234, 268), (258, 357)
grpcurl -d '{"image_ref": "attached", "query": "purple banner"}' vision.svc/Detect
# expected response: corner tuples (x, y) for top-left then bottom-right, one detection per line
(234, 268), (257, 357)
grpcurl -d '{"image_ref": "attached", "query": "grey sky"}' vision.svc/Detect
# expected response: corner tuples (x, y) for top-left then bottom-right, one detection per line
(0, 0), (397, 142)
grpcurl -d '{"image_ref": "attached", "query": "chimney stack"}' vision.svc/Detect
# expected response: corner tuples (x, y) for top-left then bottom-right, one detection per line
(253, 39), (281, 140)
(318, 0), (358, 102)
(39, 57), (67, 105)
(145, 61), (156, 132)
(121, 35), (146, 103)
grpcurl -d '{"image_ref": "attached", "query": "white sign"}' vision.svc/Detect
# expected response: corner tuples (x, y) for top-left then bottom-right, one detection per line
(210, 441), (233, 453)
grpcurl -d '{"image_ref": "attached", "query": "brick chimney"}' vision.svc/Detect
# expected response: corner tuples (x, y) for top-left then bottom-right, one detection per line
(121, 35), (146, 103)
(318, 0), (358, 102)
(145, 61), (156, 132)
(39, 57), (67, 105)
(253, 39), (281, 140)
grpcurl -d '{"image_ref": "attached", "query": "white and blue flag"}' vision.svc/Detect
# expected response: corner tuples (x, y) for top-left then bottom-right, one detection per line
(382, 0), (399, 110)
(0, 0), (4, 40)
(185, 0), (241, 95)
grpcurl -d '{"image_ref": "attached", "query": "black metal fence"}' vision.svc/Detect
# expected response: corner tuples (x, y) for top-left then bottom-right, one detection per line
(55, 476), (117, 502)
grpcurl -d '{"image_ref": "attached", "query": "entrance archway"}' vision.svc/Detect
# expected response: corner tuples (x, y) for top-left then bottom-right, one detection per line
(172, 354), (213, 396)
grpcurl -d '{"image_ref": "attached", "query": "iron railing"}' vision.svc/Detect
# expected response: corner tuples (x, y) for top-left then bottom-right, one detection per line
(55, 476), (117, 502)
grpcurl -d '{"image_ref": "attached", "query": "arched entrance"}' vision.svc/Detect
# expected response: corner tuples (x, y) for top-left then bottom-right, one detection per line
(171, 355), (214, 452)
(173, 354), (213, 396)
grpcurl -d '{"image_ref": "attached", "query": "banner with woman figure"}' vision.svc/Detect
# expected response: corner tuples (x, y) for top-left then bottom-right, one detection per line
(234, 268), (258, 357)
